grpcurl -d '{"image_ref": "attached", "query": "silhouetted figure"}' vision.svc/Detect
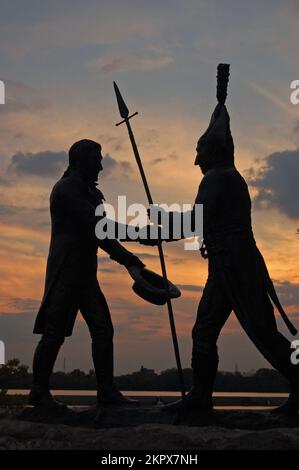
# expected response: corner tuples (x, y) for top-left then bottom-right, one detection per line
(29, 139), (148, 412)
(154, 65), (299, 417)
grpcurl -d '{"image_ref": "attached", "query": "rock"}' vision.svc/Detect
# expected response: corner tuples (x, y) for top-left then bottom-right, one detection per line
(176, 409), (299, 429)
(15, 404), (175, 428)
(0, 406), (298, 450)
(0, 418), (299, 450)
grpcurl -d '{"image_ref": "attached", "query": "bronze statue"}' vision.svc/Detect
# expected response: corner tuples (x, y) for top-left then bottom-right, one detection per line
(151, 64), (299, 417)
(29, 139), (154, 412)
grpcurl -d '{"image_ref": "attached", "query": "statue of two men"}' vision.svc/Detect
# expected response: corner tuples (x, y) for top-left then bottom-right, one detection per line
(30, 66), (299, 418)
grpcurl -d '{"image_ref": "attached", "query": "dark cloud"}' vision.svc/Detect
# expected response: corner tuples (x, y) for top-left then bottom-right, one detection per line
(293, 120), (299, 134)
(152, 157), (166, 165)
(274, 280), (299, 307)
(119, 161), (133, 173)
(110, 300), (164, 337)
(4, 150), (132, 180)
(102, 154), (117, 174)
(135, 252), (161, 259)
(247, 148), (299, 219)
(7, 297), (40, 312)
(8, 150), (67, 177)
(101, 154), (133, 177)
(0, 203), (49, 230)
(152, 152), (179, 165)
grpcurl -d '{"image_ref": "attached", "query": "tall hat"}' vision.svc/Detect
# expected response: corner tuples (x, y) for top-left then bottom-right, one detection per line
(195, 64), (234, 169)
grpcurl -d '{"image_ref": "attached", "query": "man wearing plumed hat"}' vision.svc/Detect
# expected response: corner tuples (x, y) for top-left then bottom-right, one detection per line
(152, 64), (299, 417)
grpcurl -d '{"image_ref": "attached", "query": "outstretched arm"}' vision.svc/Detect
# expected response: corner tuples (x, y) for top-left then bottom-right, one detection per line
(145, 205), (199, 244)
(53, 180), (146, 269)
(98, 238), (145, 269)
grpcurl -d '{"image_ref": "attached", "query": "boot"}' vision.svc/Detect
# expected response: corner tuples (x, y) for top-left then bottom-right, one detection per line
(163, 353), (217, 413)
(29, 335), (67, 410)
(92, 339), (140, 407)
(271, 383), (299, 416)
(28, 386), (67, 410)
(98, 383), (140, 406)
(162, 384), (213, 413)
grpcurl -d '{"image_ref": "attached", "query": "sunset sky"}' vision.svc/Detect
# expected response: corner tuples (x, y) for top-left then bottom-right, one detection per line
(0, 0), (299, 375)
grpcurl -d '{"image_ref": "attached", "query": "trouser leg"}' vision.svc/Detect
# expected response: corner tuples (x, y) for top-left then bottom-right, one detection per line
(32, 334), (64, 391)
(79, 283), (115, 399)
(191, 272), (232, 409)
(80, 282), (139, 407)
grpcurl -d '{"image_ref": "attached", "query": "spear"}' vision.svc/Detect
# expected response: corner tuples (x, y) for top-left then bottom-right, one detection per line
(113, 82), (186, 398)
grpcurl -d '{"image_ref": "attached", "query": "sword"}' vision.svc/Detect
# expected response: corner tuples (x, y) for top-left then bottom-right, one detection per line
(113, 82), (186, 398)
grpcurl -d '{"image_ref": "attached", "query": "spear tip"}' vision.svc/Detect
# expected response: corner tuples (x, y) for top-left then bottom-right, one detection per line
(113, 81), (129, 119)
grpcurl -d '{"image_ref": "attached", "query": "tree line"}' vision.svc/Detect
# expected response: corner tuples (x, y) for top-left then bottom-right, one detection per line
(0, 359), (289, 392)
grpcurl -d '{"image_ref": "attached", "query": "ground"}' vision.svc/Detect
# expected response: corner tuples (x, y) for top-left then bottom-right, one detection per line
(1, 406), (299, 450)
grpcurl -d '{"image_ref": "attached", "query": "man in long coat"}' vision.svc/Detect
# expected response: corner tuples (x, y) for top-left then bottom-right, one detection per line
(157, 65), (299, 416)
(29, 139), (147, 409)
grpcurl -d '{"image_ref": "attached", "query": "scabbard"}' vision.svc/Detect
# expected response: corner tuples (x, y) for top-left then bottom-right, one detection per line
(265, 275), (297, 336)
(259, 254), (297, 336)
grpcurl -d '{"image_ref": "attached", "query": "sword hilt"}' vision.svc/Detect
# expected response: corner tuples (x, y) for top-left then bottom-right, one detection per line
(115, 111), (138, 127)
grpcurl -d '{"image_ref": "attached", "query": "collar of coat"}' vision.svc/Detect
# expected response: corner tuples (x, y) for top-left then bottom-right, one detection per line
(68, 168), (106, 202)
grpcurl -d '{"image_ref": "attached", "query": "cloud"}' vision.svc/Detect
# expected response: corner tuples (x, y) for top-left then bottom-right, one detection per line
(102, 154), (133, 177)
(274, 280), (299, 307)
(134, 252), (161, 259)
(0, 4), (162, 59)
(152, 157), (166, 165)
(7, 297), (40, 312)
(8, 150), (67, 177)
(102, 154), (117, 174)
(248, 81), (298, 118)
(89, 51), (174, 74)
(247, 148), (299, 219)
(119, 161), (133, 173)
(0, 98), (48, 115)
(0, 203), (49, 230)
(151, 152), (180, 165)
(4, 150), (133, 181)
(0, 79), (49, 115)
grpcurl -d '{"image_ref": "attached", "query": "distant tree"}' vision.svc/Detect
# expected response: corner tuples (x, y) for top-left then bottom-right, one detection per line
(69, 369), (86, 378)
(0, 359), (290, 392)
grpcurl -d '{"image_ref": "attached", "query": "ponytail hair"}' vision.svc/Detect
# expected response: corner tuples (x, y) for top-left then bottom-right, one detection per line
(61, 165), (71, 179)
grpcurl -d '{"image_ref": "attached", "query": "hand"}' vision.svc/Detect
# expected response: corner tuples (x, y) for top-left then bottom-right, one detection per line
(200, 242), (208, 259)
(127, 264), (143, 281)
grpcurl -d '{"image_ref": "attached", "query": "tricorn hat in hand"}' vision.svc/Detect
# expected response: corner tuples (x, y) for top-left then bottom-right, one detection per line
(132, 268), (181, 305)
